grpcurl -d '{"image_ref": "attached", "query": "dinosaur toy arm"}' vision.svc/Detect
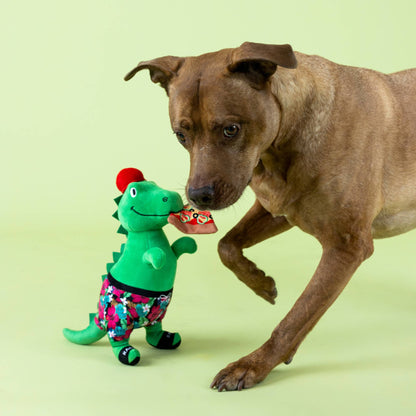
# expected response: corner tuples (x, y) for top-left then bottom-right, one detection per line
(171, 237), (197, 259)
(143, 247), (167, 270)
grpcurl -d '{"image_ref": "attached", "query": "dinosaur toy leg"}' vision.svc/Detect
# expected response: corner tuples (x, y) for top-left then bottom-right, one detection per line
(145, 322), (181, 349)
(63, 313), (106, 345)
(109, 336), (141, 366)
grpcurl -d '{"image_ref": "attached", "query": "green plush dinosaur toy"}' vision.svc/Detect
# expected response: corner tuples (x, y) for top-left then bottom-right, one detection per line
(63, 168), (202, 366)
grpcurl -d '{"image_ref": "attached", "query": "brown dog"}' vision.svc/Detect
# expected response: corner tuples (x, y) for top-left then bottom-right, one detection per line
(124, 42), (416, 391)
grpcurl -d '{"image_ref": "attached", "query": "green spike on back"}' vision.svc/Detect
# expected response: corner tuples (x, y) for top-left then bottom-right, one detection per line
(117, 225), (128, 235)
(104, 195), (127, 277)
(103, 244), (125, 278)
(113, 195), (122, 220)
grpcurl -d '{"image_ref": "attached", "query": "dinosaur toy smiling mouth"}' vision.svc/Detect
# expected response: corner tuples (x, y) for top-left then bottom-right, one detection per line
(130, 206), (171, 217)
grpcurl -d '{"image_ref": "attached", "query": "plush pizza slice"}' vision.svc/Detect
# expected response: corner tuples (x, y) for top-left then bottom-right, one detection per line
(168, 204), (218, 234)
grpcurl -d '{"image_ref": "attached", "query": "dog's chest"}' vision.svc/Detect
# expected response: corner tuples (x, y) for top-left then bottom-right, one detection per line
(250, 152), (301, 217)
(250, 172), (291, 217)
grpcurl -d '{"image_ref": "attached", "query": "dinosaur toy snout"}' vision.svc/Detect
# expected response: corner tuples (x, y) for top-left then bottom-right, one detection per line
(116, 167), (217, 234)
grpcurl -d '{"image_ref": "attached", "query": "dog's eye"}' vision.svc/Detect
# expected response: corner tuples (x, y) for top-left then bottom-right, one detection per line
(174, 131), (186, 144)
(223, 124), (240, 138)
(130, 188), (137, 198)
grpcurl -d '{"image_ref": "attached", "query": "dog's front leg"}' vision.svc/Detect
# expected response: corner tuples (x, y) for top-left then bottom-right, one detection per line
(212, 233), (374, 391)
(218, 200), (293, 304)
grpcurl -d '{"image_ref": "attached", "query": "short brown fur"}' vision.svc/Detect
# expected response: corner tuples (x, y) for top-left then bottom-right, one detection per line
(125, 42), (416, 391)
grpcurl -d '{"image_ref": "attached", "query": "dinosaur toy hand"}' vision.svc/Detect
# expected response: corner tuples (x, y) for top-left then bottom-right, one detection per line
(171, 237), (197, 259)
(143, 247), (167, 270)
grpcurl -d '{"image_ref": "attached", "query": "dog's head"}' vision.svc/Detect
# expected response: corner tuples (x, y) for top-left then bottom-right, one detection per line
(125, 42), (297, 210)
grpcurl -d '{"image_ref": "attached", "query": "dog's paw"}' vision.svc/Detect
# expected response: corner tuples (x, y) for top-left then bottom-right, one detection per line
(253, 275), (277, 304)
(210, 357), (270, 392)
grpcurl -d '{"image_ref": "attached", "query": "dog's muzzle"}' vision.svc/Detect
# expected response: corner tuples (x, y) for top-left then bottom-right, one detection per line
(188, 186), (215, 209)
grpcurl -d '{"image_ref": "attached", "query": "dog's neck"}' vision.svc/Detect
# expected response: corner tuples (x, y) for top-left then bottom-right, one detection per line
(272, 53), (336, 153)
(251, 54), (336, 215)
(259, 53), (336, 176)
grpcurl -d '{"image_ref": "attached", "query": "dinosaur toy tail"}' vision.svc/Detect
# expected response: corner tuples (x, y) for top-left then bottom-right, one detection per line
(63, 313), (106, 345)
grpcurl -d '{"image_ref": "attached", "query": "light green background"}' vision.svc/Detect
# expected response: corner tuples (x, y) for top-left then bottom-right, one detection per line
(1, 1), (415, 415)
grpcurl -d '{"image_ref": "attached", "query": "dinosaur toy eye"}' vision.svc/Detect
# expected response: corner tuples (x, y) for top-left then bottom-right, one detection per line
(130, 188), (137, 198)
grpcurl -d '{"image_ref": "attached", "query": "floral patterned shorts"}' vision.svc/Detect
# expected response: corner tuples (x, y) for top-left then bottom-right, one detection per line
(94, 273), (173, 342)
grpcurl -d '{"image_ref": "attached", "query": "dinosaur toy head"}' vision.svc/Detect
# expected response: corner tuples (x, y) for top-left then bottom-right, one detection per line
(115, 168), (183, 233)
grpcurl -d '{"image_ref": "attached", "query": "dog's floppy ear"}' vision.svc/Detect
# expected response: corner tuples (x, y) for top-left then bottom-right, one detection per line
(124, 56), (184, 93)
(228, 42), (297, 87)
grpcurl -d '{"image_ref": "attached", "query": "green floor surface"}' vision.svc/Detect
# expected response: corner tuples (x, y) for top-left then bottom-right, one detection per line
(1, 224), (415, 416)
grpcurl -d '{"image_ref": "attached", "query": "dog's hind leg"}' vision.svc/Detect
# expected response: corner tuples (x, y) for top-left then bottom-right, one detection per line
(218, 200), (292, 304)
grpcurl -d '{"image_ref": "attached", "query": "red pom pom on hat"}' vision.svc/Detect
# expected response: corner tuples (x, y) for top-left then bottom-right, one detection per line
(116, 168), (145, 193)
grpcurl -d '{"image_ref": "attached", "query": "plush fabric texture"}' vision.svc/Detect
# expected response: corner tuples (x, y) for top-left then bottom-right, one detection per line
(168, 204), (218, 234)
(63, 168), (199, 366)
(116, 167), (145, 193)
(95, 274), (172, 341)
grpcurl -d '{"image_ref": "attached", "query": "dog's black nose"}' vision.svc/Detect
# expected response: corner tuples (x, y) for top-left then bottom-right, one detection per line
(188, 186), (215, 208)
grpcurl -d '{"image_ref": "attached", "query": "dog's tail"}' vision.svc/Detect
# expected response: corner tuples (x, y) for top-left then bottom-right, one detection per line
(63, 313), (106, 345)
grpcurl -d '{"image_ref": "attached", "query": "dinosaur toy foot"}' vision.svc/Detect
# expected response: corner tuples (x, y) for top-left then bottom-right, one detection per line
(110, 340), (141, 366)
(118, 345), (141, 365)
(153, 331), (181, 350)
(145, 324), (182, 350)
